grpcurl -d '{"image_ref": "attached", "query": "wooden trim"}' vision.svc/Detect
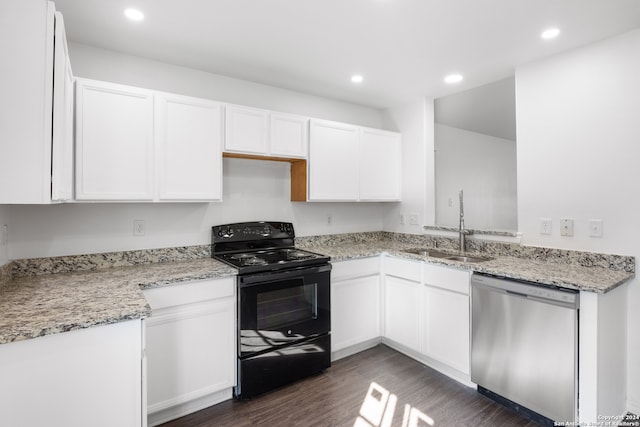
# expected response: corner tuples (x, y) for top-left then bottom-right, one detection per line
(222, 152), (307, 201)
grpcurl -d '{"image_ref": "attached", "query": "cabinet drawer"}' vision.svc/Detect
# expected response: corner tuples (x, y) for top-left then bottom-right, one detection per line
(331, 257), (380, 282)
(423, 264), (470, 295)
(384, 256), (421, 282)
(143, 277), (235, 310)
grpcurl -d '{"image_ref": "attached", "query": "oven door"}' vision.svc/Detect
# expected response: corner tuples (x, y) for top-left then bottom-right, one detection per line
(238, 264), (331, 359)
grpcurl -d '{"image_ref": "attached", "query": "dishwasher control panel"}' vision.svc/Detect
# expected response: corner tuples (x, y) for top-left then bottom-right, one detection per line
(471, 273), (579, 309)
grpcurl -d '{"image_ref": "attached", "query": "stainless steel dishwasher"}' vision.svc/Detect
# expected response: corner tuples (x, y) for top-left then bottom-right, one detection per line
(470, 273), (579, 424)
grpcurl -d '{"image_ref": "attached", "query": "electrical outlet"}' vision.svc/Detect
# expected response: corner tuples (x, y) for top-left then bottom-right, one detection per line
(560, 218), (574, 237)
(408, 214), (419, 225)
(589, 219), (603, 237)
(1, 225), (7, 246)
(134, 220), (145, 236)
(327, 214), (332, 225)
(540, 218), (552, 235)
(399, 214), (405, 225)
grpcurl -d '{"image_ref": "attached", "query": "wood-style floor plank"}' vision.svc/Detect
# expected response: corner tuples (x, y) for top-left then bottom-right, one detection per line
(159, 344), (542, 427)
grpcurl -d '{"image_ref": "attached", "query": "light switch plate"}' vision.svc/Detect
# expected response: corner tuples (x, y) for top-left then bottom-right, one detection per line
(560, 218), (574, 237)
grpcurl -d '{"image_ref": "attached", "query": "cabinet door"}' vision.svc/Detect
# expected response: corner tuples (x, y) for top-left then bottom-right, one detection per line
(51, 11), (74, 202)
(0, 321), (144, 427)
(384, 275), (421, 352)
(75, 79), (154, 200)
(423, 285), (470, 374)
(308, 119), (359, 201)
(224, 105), (268, 154)
(359, 127), (401, 201)
(155, 93), (223, 201)
(145, 289), (235, 417)
(0, 1), (54, 203)
(270, 112), (308, 158)
(331, 275), (380, 352)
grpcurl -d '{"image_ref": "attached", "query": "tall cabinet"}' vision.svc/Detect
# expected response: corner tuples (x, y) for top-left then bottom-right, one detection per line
(0, 0), (73, 203)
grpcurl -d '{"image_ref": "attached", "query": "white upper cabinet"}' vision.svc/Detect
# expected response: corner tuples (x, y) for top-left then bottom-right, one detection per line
(270, 112), (308, 158)
(51, 11), (74, 202)
(75, 79), (155, 201)
(309, 119), (360, 201)
(359, 127), (402, 201)
(308, 119), (402, 202)
(224, 104), (308, 158)
(224, 105), (269, 154)
(75, 79), (223, 202)
(155, 93), (223, 201)
(0, 1), (73, 204)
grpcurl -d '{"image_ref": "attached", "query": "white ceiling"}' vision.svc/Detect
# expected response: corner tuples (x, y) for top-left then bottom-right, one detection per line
(54, 0), (640, 109)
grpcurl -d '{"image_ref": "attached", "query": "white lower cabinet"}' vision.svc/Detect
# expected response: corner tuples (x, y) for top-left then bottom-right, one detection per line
(422, 264), (471, 375)
(383, 257), (422, 353)
(143, 278), (235, 426)
(0, 320), (145, 427)
(331, 258), (381, 359)
(380, 256), (472, 383)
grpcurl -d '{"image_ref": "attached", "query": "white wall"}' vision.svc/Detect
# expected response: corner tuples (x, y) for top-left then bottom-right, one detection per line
(6, 43), (391, 259)
(435, 124), (517, 231)
(381, 98), (434, 233)
(68, 43), (382, 128)
(516, 29), (640, 414)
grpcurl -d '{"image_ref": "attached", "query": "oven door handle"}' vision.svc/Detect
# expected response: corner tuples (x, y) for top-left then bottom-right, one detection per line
(239, 264), (332, 286)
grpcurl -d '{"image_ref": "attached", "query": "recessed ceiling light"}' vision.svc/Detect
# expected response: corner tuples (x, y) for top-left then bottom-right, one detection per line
(124, 8), (144, 21)
(541, 28), (560, 39)
(444, 74), (463, 84)
(351, 75), (364, 84)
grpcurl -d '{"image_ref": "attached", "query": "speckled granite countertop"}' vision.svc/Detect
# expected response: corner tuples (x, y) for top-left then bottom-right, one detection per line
(298, 239), (634, 294)
(0, 233), (634, 345)
(0, 257), (236, 344)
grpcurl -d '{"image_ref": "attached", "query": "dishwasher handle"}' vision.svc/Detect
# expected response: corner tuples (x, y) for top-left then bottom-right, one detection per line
(471, 273), (579, 310)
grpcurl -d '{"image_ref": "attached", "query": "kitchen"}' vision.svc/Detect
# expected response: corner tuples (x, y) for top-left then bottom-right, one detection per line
(1, 1), (640, 426)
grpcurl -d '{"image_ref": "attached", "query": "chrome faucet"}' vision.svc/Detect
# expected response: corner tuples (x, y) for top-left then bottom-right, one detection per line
(458, 189), (472, 252)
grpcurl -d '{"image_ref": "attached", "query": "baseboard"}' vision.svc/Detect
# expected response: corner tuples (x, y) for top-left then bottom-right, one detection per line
(381, 338), (474, 388)
(147, 388), (233, 427)
(332, 337), (382, 361)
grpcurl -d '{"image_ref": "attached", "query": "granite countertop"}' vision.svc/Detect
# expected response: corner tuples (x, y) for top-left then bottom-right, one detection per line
(0, 258), (236, 345)
(0, 233), (634, 345)
(298, 240), (634, 293)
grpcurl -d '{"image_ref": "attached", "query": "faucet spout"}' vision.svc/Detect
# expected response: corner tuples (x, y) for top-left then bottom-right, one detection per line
(458, 189), (472, 252)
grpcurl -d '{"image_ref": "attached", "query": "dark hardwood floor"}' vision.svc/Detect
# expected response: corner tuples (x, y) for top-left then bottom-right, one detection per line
(159, 344), (542, 427)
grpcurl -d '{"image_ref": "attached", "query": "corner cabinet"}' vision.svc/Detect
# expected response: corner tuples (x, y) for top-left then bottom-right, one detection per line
(143, 278), (235, 426)
(75, 78), (223, 202)
(0, 320), (145, 427)
(308, 119), (401, 202)
(0, 1), (74, 203)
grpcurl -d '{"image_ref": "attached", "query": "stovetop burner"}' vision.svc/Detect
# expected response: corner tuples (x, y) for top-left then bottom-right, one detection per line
(211, 222), (330, 274)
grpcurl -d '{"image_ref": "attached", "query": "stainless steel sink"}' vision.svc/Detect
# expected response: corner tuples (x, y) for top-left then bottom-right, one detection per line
(402, 248), (452, 258)
(444, 255), (493, 263)
(402, 248), (493, 263)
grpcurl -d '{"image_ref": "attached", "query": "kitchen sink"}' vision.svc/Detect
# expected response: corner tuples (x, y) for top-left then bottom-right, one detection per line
(444, 255), (493, 263)
(402, 248), (452, 258)
(402, 248), (493, 263)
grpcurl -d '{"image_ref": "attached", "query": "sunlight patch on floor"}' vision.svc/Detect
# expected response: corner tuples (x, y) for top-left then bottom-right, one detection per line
(354, 382), (435, 427)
